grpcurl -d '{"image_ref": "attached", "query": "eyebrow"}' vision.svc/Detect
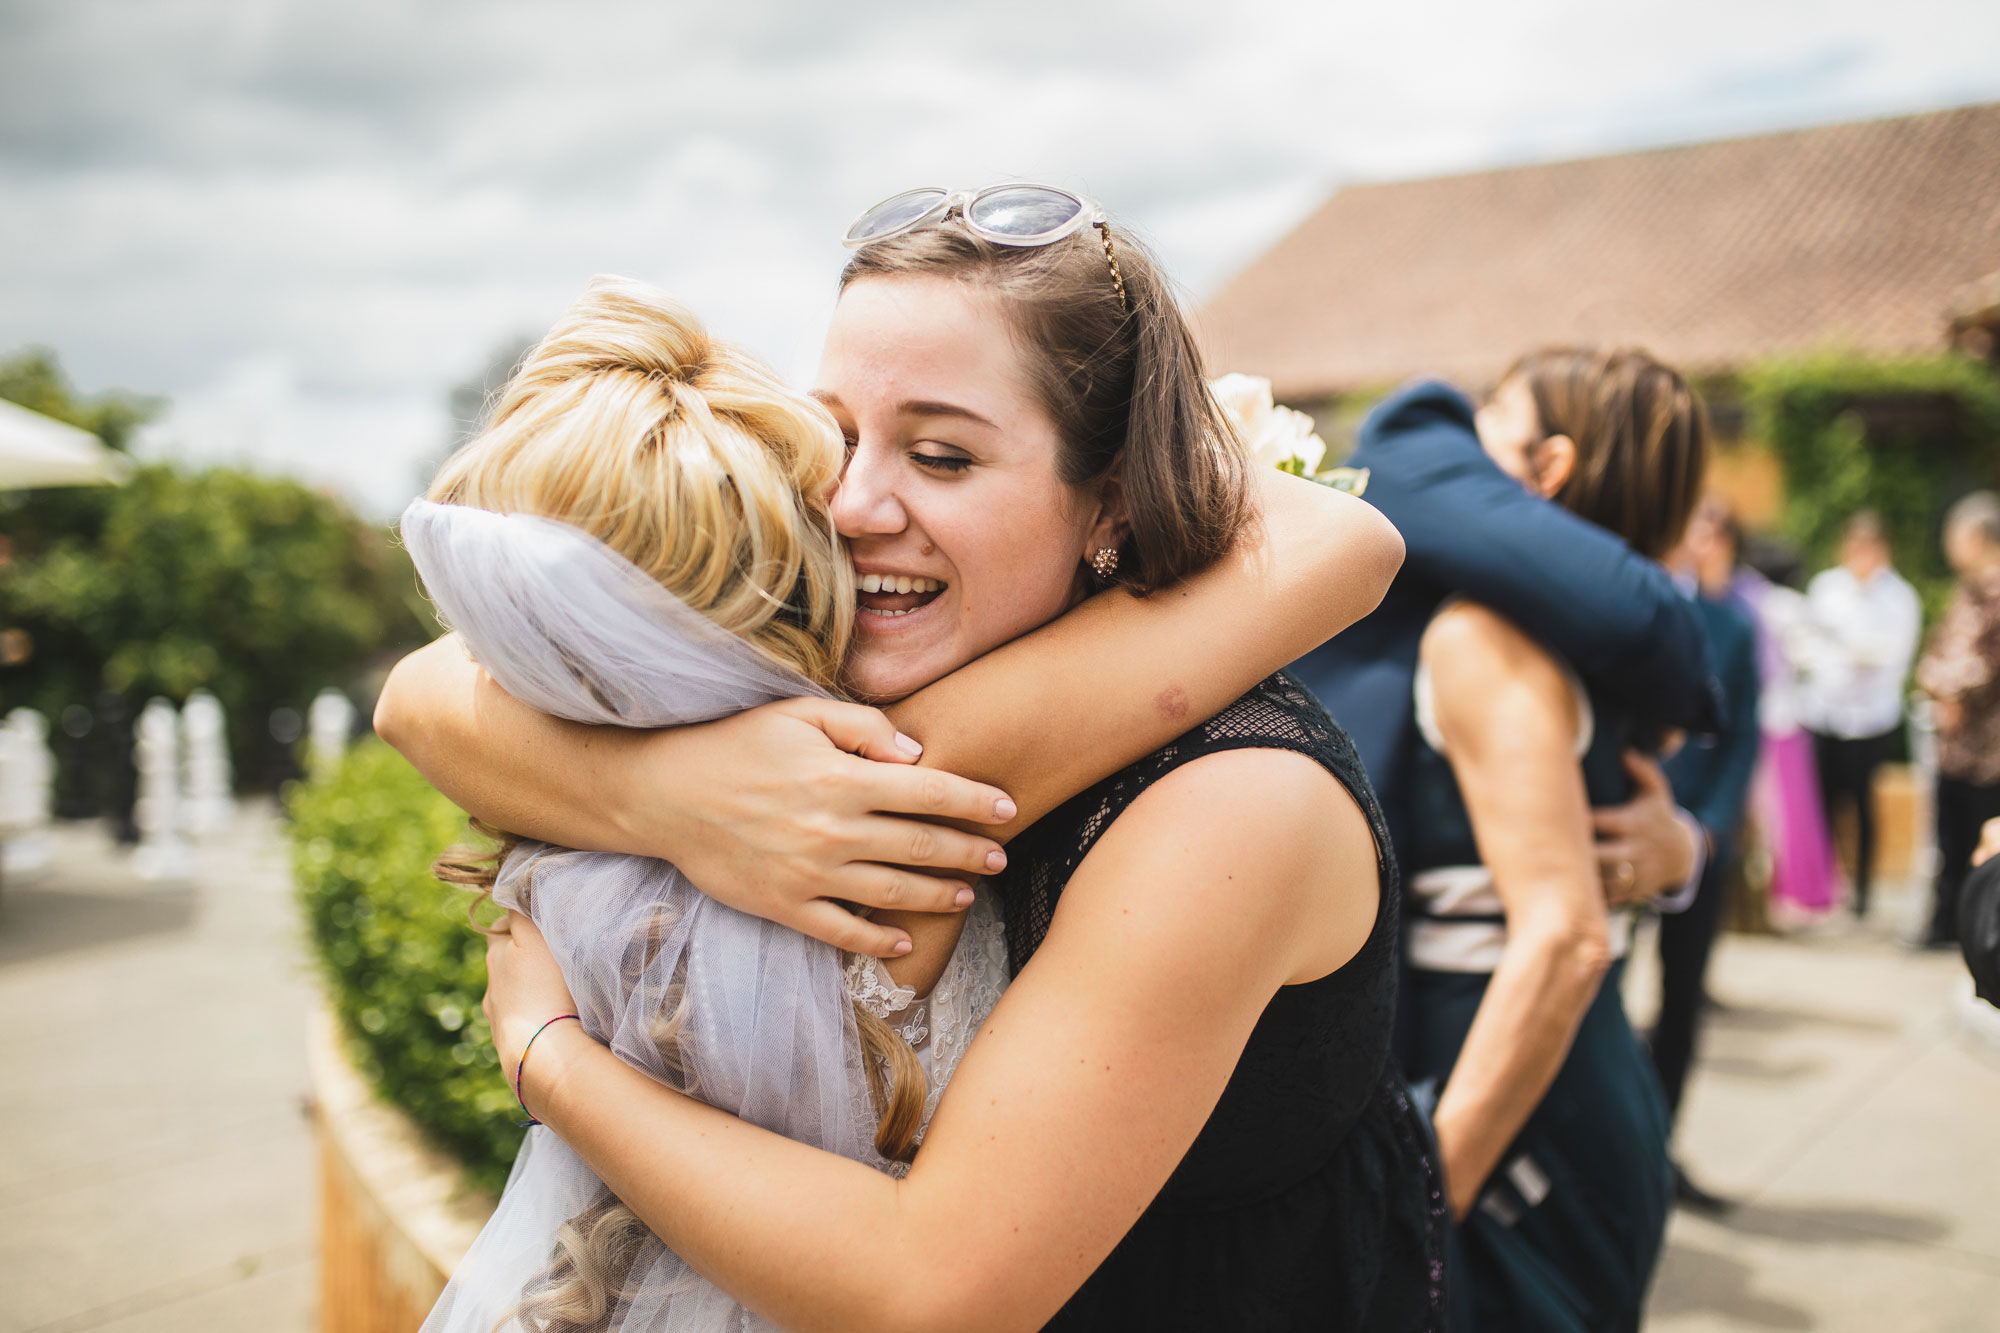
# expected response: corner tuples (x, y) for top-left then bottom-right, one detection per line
(810, 390), (998, 432)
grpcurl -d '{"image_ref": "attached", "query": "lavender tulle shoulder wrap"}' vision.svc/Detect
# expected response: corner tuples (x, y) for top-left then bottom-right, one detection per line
(402, 499), (885, 1333)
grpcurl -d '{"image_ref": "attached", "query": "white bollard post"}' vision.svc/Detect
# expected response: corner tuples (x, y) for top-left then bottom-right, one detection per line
(180, 689), (234, 838)
(0, 708), (56, 879)
(134, 698), (192, 882)
(307, 687), (355, 781)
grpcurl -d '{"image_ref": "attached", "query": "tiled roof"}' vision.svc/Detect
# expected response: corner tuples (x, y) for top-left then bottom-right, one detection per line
(1196, 102), (2000, 401)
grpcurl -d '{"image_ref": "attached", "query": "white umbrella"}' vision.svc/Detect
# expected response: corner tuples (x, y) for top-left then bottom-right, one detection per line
(0, 398), (129, 489)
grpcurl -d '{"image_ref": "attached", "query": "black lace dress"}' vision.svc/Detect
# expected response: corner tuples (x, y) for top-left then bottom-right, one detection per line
(992, 674), (1447, 1331)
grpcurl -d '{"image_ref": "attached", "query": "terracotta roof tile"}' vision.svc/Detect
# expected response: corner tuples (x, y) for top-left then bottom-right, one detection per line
(1196, 103), (2000, 400)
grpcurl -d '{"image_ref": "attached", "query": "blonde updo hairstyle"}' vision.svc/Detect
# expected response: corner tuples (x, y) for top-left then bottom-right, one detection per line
(425, 277), (926, 1331)
(426, 274), (854, 686)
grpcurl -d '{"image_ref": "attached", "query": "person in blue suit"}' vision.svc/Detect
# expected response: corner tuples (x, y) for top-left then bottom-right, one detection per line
(1654, 497), (1761, 1212)
(1293, 377), (1717, 843)
(1292, 376), (1720, 932)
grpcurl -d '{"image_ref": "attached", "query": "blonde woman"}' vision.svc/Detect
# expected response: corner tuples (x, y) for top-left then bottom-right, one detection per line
(385, 185), (1443, 1331)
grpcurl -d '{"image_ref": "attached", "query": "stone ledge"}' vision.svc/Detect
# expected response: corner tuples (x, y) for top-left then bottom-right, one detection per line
(308, 1001), (496, 1332)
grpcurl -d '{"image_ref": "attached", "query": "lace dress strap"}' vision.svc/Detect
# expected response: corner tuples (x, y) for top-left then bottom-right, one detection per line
(998, 672), (1394, 972)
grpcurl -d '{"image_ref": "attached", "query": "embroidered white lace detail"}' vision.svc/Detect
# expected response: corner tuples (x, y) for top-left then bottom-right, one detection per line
(915, 891), (1010, 1141)
(843, 952), (916, 1019)
(837, 889), (1011, 1158)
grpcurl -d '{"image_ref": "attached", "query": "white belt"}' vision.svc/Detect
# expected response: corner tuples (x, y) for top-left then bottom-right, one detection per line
(1408, 865), (1633, 974)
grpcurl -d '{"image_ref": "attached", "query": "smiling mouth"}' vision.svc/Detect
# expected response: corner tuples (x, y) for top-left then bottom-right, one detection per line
(856, 573), (947, 620)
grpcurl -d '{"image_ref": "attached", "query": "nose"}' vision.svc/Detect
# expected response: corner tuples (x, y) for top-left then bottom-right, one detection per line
(830, 440), (908, 539)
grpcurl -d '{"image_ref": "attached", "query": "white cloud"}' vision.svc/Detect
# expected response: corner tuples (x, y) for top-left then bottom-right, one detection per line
(3, 0), (1997, 517)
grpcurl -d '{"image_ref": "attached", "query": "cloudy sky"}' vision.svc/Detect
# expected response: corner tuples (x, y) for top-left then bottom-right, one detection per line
(5, 0), (1998, 517)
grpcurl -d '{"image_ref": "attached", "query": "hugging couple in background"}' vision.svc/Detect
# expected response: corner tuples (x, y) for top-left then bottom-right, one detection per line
(378, 182), (1719, 1332)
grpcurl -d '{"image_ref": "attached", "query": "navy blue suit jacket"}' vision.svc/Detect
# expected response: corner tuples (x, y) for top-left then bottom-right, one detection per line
(1291, 380), (1720, 851)
(1663, 591), (1761, 846)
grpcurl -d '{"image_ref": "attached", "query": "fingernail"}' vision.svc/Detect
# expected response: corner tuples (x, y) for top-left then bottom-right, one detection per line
(954, 887), (976, 908)
(893, 939), (913, 955)
(994, 797), (1017, 821)
(985, 848), (1007, 872)
(894, 732), (923, 757)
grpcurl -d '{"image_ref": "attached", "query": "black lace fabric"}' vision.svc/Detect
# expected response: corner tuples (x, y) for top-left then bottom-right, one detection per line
(994, 674), (1447, 1331)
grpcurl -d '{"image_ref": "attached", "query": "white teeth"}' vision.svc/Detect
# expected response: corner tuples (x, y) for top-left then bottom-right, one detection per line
(855, 574), (943, 595)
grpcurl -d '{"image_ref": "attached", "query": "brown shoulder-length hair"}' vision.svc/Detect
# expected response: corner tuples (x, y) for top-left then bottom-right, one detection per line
(1504, 346), (1709, 560)
(839, 218), (1250, 594)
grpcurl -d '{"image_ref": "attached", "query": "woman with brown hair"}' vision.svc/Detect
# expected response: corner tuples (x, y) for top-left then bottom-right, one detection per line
(1401, 347), (1708, 1331)
(383, 186), (1444, 1329)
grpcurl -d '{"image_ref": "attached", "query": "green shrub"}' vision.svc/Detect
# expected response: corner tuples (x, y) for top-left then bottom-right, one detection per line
(1743, 351), (2000, 618)
(289, 737), (523, 1191)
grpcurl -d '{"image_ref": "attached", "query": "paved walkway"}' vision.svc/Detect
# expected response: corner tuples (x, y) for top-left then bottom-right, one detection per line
(4, 807), (1998, 1331)
(0, 807), (314, 1332)
(1629, 884), (2000, 1333)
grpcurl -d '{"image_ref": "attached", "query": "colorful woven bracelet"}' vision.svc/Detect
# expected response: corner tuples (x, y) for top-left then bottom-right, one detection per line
(514, 1013), (581, 1126)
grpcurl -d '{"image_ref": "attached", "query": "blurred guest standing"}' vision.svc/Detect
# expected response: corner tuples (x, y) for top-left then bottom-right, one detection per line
(1802, 511), (1921, 920)
(1655, 497), (1759, 1209)
(1734, 548), (1839, 921)
(1916, 493), (2000, 948)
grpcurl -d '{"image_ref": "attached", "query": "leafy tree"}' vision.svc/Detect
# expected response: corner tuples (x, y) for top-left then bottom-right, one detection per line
(0, 346), (160, 451)
(4, 463), (433, 782)
(0, 347), (164, 557)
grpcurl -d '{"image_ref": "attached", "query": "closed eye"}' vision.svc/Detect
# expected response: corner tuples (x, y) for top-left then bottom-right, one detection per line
(911, 452), (972, 473)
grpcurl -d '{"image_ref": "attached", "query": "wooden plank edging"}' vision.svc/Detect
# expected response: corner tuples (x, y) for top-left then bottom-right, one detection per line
(308, 1001), (497, 1332)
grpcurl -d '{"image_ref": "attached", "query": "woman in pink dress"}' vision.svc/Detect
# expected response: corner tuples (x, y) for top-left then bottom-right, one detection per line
(1735, 550), (1839, 920)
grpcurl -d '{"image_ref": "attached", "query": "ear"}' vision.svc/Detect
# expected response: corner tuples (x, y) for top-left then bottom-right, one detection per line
(1531, 434), (1577, 499)
(1081, 473), (1131, 562)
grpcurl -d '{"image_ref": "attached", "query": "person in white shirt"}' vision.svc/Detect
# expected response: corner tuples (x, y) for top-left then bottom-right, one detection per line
(1800, 510), (1922, 919)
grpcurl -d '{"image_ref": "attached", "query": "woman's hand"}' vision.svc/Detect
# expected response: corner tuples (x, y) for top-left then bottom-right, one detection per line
(1973, 817), (2000, 870)
(483, 911), (582, 1080)
(627, 697), (1015, 956)
(1589, 751), (1699, 906)
(376, 639), (1016, 957)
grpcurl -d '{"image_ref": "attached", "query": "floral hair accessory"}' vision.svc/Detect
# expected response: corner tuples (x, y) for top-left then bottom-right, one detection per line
(1209, 373), (1369, 496)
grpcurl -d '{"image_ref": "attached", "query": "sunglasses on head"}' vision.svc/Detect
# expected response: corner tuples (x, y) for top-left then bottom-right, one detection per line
(842, 183), (1130, 312)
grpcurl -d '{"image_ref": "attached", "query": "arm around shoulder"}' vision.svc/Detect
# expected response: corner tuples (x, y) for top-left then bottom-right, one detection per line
(887, 468), (1401, 834)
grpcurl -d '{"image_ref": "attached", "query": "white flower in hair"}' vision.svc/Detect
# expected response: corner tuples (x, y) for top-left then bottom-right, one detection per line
(1209, 372), (1327, 477)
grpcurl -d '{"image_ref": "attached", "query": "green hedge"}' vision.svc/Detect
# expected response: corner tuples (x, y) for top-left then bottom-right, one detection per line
(1743, 351), (2000, 618)
(289, 738), (523, 1191)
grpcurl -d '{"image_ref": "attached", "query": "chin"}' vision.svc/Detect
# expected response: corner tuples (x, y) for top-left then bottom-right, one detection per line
(841, 645), (955, 705)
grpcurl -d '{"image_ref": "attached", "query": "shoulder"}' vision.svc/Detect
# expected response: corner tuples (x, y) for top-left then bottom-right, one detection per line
(1075, 746), (1379, 981)
(1422, 601), (1562, 682)
(1135, 745), (1358, 835)
(1421, 603), (1580, 748)
(1352, 379), (1479, 466)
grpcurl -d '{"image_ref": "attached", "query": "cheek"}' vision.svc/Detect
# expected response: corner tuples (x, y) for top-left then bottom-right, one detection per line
(947, 492), (1086, 631)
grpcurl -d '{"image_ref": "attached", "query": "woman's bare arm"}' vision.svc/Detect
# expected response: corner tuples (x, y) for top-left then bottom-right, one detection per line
(1420, 602), (1612, 1219)
(378, 471), (1401, 955)
(487, 746), (1381, 1333)
(885, 472), (1401, 830)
